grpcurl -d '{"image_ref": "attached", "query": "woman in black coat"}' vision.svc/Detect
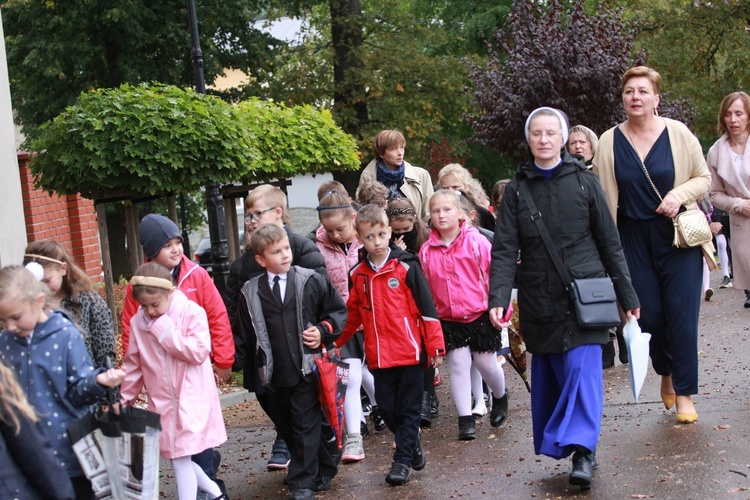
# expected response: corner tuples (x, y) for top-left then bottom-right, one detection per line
(488, 107), (640, 491)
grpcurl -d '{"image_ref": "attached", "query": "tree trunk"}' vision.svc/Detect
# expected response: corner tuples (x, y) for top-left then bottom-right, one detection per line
(329, 0), (369, 195)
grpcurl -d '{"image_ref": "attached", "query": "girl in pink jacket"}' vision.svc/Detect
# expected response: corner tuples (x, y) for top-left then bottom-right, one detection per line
(315, 190), (380, 463)
(120, 263), (227, 500)
(419, 190), (508, 441)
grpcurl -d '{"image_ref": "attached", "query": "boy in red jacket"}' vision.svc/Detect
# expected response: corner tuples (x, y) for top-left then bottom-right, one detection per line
(336, 204), (445, 486)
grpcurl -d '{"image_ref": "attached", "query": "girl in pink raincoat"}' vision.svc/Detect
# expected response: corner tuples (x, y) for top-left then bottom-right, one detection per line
(120, 262), (227, 500)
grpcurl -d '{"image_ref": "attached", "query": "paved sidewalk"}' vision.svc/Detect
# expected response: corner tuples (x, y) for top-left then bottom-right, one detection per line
(160, 272), (750, 499)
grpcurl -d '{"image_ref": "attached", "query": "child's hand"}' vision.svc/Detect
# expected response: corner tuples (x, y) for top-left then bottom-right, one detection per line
(489, 307), (509, 329)
(302, 326), (322, 349)
(96, 368), (126, 388)
(394, 235), (407, 250)
(213, 365), (232, 384)
(430, 356), (443, 368)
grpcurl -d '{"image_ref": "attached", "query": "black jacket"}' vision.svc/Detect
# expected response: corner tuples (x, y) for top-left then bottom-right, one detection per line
(0, 406), (75, 499)
(489, 153), (639, 354)
(236, 266), (347, 390)
(224, 225), (327, 323)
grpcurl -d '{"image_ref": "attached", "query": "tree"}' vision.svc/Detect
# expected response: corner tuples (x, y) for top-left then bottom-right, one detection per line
(1, 0), (281, 139)
(618, 0), (750, 143)
(28, 83), (359, 198)
(467, 0), (649, 158)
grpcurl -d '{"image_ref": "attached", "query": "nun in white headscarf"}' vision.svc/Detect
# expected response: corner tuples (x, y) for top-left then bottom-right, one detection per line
(488, 107), (640, 491)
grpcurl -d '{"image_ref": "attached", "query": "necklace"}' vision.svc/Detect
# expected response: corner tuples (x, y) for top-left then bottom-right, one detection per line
(624, 122), (643, 161)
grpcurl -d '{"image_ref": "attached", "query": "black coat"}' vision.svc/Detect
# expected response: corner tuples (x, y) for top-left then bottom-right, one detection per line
(0, 406), (75, 499)
(489, 153), (639, 355)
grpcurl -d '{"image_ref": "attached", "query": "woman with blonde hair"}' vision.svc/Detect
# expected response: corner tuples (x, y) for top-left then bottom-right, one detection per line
(0, 360), (75, 498)
(594, 66), (712, 424)
(437, 163), (495, 231)
(567, 125), (599, 167)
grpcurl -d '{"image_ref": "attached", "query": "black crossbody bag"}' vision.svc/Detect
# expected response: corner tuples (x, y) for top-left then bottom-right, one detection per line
(518, 181), (620, 330)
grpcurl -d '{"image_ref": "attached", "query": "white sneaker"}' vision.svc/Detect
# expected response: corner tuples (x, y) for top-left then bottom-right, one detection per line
(471, 401), (487, 417)
(342, 434), (365, 462)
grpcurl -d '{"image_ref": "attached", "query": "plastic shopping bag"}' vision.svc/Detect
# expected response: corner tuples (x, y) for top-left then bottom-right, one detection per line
(622, 316), (651, 403)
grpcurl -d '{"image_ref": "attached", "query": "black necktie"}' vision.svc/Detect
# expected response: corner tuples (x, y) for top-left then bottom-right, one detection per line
(273, 275), (283, 304)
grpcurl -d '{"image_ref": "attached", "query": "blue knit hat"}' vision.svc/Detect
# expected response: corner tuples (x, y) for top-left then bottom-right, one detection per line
(139, 214), (182, 260)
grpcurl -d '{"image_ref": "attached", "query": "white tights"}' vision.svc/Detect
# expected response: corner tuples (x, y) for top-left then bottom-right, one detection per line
(361, 363), (376, 408)
(449, 347), (506, 417)
(470, 363), (484, 407)
(702, 259), (711, 294)
(172, 456), (221, 500)
(716, 234), (730, 277)
(344, 357), (363, 434)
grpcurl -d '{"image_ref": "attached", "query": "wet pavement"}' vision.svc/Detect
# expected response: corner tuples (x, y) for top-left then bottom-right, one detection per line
(159, 273), (750, 499)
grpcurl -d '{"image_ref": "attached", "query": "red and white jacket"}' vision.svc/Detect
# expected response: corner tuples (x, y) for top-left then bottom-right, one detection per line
(337, 245), (445, 369)
(121, 255), (235, 370)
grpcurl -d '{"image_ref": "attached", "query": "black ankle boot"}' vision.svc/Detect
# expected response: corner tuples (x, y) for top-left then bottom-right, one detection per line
(419, 392), (432, 428)
(569, 447), (597, 490)
(490, 393), (508, 427)
(458, 415), (476, 440)
(429, 392), (439, 418)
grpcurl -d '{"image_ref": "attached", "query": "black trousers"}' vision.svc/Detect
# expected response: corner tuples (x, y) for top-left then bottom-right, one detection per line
(619, 215), (702, 395)
(268, 378), (338, 490)
(372, 364), (424, 466)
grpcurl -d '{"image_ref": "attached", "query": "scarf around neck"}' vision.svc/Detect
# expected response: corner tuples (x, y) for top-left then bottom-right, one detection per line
(376, 158), (406, 194)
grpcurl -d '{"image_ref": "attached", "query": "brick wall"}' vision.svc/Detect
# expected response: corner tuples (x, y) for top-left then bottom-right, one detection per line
(17, 152), (103, 282)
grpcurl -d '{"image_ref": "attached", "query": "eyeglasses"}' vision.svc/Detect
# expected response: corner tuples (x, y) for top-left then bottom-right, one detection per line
(244, 207), (278, 222)
(529, 131), (561, 140)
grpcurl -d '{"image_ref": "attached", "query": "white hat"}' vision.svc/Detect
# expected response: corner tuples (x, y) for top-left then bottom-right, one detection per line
(524, 107), (569, 145)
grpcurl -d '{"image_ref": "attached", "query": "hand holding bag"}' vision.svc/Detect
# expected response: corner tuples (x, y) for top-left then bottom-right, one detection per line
(625, 124), (712, 248)
(518, 182), (621, 330)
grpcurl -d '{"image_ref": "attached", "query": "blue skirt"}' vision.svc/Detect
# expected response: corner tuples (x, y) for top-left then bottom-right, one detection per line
(530, 344), (603, 459)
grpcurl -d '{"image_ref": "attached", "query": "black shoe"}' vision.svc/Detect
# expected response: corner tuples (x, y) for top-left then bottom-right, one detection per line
(267, 437), (291, 470)
(385, 462), (411, 485)
(602, 338), (615, 369)
(569, 449), (597, 490)
(458, 415), (476, 441)
(490, 393), (508, 428)
(361, 391), (372, 416)
(289, 488), (314, 499)
(214, 479), (228, 499)
(360, 420), (370, 438)
(314, 475), (333, 492)
(213, 449), (222, 476)
(430, 393), (439, 418)
(411, 432), (426, 471)
(745, 290), (750, 309)
(420, 392), (432, 428)
(371, 406), (387, 432)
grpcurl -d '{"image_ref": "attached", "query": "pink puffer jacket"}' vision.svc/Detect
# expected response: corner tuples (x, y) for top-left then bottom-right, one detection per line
(315, 225), (363, 301)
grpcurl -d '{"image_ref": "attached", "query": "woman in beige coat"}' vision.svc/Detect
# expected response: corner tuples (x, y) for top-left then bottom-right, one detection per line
(594, 66), (711, 424)
(357, 129), (434, 220)
(708, 91), (750, 308)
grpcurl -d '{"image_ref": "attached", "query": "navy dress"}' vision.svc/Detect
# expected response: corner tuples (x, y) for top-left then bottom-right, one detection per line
(613, 128), (702, 395)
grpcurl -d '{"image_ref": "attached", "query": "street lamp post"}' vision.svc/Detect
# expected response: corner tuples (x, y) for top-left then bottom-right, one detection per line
(186, 0), (230, 293)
